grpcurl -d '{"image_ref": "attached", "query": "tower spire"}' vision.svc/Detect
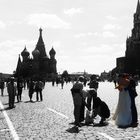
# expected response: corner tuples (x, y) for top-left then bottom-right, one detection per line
(136, 0), (140, 14)
(36, 28), (48, 58)
(37, 27), (44, 45)
(39, 27), (42, 34)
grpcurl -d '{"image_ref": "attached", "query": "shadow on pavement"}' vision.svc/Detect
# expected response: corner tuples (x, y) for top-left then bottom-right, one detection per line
(24, 100), (36, 103)
(93, 122), (109, 127)
(66, 126), (81, 133)
(0, 106), (16, 111)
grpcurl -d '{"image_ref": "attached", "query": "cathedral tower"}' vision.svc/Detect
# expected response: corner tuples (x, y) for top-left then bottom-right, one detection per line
(35, 28), (48, 58)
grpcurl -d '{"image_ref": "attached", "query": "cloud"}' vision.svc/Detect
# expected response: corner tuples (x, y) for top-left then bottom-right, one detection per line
(103, 24), (121, 30)
(27, 13), (70, 29)
(74, 31), (116, 38)
(7, 20), (23, 26)
(79, 44), (113, 55)
(0, 20), (6, 29)
(102, 31), (116, 38)
(64, 8), (84, 16)
(105, 15), (118, 21)
(74, 32), (96, 38)
(74, 33), (87, 38)
(74, 42), (125, 60)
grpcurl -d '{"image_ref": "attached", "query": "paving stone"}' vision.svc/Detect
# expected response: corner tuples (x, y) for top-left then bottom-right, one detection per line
(0, 82), (140, 139)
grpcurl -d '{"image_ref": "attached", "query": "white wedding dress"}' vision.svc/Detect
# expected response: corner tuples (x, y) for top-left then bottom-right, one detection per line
(113, 89), (132, 127)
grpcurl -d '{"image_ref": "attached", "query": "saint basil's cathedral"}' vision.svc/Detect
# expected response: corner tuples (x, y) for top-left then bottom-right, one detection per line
(15, 28), (57, 80)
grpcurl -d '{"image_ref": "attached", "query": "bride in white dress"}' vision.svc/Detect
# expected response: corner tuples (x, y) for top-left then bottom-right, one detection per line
(113, 74), (132, 127)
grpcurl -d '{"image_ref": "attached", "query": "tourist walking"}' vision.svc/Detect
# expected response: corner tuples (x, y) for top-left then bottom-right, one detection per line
(7, 77), (16, 109)
(52, 79), (55, 86)
(113, 73), (132, 128)
(28, 79), (35, 102)
(35, 80), (44, 101)
(0, 79), (5, 96)
(17, 78), (24, 102)
(60, 78), (64, 89)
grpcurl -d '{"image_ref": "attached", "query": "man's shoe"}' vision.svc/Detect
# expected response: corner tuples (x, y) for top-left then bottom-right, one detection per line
(76, 123), (82, 127)
(12, 105), (16, 108)
(9, 106), (12, 109)
(74, 126), (79, 133)
(131, 122), (138, 127)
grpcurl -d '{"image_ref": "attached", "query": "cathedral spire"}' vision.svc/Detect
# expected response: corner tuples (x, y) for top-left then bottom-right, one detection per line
(37, 28), (44, 45)
(36, 28), (48, 58)
(39, 28), (42, 35)
(136, 0), (140, 14)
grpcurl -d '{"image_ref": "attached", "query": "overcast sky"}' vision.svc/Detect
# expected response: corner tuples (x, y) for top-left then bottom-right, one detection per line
(0, 0), (138, 74)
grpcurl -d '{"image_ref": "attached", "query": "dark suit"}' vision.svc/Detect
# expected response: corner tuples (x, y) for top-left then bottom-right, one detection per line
(71, 82), (85, 126)
(127, 78), (138, 124)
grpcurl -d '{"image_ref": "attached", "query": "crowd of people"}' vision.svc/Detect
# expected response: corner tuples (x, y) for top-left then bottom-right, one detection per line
(70, 73), (138, 132)
(0, 73), (139, 130)
(0, 77), (45, 109)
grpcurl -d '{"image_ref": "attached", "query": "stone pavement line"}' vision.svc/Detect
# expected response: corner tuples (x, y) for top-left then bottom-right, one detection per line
(0, 101), (19, 140)
(98, 132), (115, 140)
(47, 107), (69, 119)
(47, 107), (116, 140)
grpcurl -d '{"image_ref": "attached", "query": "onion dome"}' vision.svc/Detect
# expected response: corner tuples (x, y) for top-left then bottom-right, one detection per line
(32, 49), (40, 58)
(49, 47), (56, 55)
(21, 47), (30, 57)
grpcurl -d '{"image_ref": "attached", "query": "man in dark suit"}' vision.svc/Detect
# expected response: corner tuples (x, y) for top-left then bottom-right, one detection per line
(127, 75), (138, 127)
(71, 76), (85, 127)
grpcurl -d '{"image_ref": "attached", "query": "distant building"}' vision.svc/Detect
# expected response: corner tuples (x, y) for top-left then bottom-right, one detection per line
(0, 73), (12, 80)
(116, 0), (140, 75)
(100, 70), (109, 81)
(15, 28), (57, 80)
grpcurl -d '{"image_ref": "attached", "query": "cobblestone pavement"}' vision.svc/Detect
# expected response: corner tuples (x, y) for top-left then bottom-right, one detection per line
(0, 82), (140, 140)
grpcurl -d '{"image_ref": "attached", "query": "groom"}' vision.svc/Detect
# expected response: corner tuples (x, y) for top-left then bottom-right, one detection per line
(126, 74), (138, 127)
